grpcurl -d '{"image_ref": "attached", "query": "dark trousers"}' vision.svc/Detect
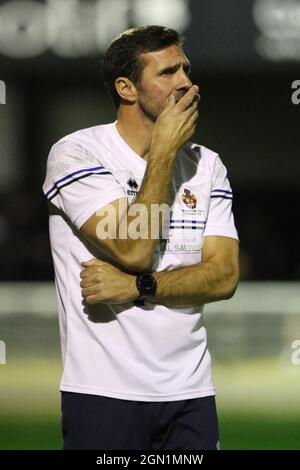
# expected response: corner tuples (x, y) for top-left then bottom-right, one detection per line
(62, 391), (220, 450)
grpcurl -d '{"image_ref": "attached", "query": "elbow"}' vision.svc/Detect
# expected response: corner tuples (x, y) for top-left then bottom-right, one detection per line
(220, 267), (239, 300)
(105, 240), (154, 273)
(115, 253), (153, 273)
(222, 280), (238, 300)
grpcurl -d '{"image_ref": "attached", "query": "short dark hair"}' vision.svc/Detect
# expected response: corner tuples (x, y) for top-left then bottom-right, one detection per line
(102, 25), (184, 108)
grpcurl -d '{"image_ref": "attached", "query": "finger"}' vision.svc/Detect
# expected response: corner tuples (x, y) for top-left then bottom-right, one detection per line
(85, 295), (100, 305)
(183, 106), (199, 127)
(162, 92), (176, 112)
(185, 101), (199, 119)
(183, 99), (199, 119)
(82, 284), (101, 297)
(80, 274), (101, 287)
(188, 93), (201, 106)
(82, 285), (95, 297)
(80, 268), (90, 278)
(189, 108), (199, 123)
(193, 93), (201, 104)
(185, 113), (199, 133)
(81, 258), (98, 267)
(185, 112), (199, 135)
(80, 267), (99, 278)
(175, 85), (199, 111)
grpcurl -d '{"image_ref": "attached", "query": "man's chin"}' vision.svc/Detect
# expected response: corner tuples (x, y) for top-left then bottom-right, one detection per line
(140, 104), (159, 123)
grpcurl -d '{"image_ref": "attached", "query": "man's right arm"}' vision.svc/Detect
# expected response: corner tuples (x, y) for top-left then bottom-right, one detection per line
(80, 85), (200, 272)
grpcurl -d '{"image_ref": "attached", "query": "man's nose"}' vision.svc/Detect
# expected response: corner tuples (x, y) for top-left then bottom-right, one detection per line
(177, 70), (193, 92)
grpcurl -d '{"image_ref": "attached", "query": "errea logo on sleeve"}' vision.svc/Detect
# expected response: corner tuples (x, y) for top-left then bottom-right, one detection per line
(0, 80), (6, 104)
(126, 178), (139, 196)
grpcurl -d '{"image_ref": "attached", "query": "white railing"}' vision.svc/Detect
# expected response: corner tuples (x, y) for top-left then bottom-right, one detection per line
(0, 282), (299, 316)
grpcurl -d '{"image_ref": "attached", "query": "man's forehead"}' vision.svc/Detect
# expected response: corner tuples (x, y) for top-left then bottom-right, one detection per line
(141, 45), (190, 68)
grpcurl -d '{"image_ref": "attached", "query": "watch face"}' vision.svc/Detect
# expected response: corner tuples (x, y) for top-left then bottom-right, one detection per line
(137, 273), (157, 297)
(144, 275), (155, 289)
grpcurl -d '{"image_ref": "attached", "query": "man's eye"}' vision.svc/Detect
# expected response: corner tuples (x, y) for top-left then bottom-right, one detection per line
(163, 70), (174, 75)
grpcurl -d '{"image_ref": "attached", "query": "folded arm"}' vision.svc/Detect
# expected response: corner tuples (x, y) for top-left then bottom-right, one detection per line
(80, 235), (239, 308)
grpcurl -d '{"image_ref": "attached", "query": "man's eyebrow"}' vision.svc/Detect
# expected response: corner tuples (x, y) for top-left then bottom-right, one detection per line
(159, 62), (191, 75)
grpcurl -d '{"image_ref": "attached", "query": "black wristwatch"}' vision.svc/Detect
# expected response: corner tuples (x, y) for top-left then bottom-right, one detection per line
(134, 273), (157, 306)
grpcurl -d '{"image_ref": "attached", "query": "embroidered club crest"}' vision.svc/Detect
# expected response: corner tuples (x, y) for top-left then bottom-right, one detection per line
(181, 188), (197, 209)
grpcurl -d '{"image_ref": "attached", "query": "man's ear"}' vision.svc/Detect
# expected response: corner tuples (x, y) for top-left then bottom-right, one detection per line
(115, 77), (137, 104)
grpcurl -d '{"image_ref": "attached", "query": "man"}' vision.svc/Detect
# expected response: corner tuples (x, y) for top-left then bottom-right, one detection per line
(43, 25), (239, 450)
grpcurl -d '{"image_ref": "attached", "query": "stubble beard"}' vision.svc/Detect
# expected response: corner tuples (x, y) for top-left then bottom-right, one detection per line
(138, 99), (161, 125)
(136, 87), (165, 125)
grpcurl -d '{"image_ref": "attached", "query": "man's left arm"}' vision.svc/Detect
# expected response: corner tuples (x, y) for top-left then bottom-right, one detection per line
(80, 235), (239, 307)
(151, 235), (239, 308)
(149, 151), (240, 308)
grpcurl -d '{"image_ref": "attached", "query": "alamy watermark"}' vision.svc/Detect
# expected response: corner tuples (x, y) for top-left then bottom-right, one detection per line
(291, 80), (300, 105)
(0, 80), (6, 104)
(291, 340), (300, 365)
(0, 340), (6, 364)
(95, 200), (204, 241)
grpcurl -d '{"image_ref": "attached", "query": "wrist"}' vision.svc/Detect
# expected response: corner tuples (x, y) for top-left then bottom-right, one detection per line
(152, 271), (161, 296)
(148, 145), (176, 163)
(134, 272), (157, 306)
(127, 275), (140, 303)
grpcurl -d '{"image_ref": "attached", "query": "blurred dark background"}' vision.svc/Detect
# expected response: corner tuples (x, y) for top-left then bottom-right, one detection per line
(0, 0), (299, 281)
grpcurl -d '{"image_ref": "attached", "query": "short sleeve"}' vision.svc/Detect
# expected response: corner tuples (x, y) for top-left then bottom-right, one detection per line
(42, 141), (127, 230)
(203, 155), (239, 240)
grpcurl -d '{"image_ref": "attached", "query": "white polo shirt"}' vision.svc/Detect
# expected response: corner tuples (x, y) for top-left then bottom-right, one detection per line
(43, 122), (238, 402)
